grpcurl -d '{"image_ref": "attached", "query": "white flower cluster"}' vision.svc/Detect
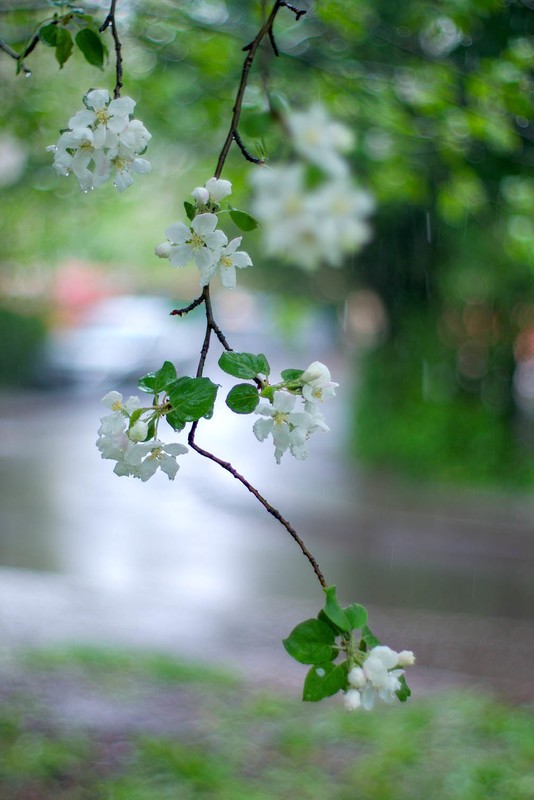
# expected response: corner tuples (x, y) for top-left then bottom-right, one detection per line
(344, 646), (415, 712)
(96, 391), (187, 481)
(155, 178), (252, 288)
(47, 89), (151, 192)
(250, 105), (374, 271)
(253, 361), (338, 463)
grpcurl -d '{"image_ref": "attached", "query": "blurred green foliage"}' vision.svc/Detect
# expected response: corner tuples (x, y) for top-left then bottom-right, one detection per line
(0, 306), (46, 385)
(1, 646), (534, 799)
(0, 0), (532, 482)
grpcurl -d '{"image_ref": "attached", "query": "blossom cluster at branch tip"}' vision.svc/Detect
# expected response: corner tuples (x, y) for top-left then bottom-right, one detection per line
(47, 89), (151, 192)
(155, 178), (252, 288)
(344, 646), (415, 712)
(250, 104), (374, 271)
(253, 361), (337, 463)
(96, 391), (187, 481)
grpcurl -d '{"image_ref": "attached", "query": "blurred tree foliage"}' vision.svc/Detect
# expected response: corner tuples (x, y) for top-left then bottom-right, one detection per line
(0, 0), (532, 483)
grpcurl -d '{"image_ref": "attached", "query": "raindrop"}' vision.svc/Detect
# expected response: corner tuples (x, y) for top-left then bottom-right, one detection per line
(25, 70), (32, 78)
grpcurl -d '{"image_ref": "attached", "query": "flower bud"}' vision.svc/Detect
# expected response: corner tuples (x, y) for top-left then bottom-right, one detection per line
(155, 241), (172, 259)
(300, 361), (331, 387)
(128, 420), (148, 442)
(191, 186), (209, 205)
(343, 689), (362, 711)
(205, 177), (232, 203)
(347, 666), (366, 689)
(397, 650), (416, 666)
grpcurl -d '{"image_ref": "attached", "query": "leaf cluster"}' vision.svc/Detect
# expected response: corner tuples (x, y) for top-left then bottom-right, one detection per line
(218, 351), (270, 414)
(37, 10), (107, 70)
(138, 361), (219, 432)
(282, 586), (406, 704)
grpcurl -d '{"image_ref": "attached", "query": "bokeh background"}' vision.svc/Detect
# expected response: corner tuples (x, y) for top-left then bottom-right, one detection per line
(0, 1), (533, 797)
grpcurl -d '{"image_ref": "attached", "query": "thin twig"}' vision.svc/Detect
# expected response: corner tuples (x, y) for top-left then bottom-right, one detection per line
(170, 294), (205, 316)
(187, 430), (328, 589)
(232, 129), (262, 164)
(99, 0), (122, 98)
(0, 20), (49, 74)
(213, 0), (306, 178)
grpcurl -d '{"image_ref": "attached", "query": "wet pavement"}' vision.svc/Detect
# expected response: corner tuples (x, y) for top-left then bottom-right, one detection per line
(1, 348), (534, 701)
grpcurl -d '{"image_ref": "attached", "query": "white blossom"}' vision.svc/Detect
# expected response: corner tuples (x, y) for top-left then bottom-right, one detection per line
(346, 645), (413, 711)
(300, 361), (339, 405)
(96, 392), (188, 481)
(253, 390), (328, 464)
(48, 89), (151, 192)
(162, 213), (228, 275)
(206, 236), (253, 288)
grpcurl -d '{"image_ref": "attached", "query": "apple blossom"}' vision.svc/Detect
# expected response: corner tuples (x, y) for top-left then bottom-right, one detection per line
(346, 645), (414, 711)
(162, 213), (228, 275)
(300, 361), (339, 404)
(206, 237), (253, 288)
(48, 89), (151, 192)
(253, 390), (329, 463)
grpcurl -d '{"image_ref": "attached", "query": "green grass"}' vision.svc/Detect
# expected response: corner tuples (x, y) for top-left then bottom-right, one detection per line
(1, 646), (533, 799)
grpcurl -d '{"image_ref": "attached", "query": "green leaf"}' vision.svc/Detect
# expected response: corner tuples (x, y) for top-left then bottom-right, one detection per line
(322, 586), (351, 633)
(218, 351), (269, 380)
(317, 609), (345, 635)
(138, 361), (177, 395)
(361, 625), (381, 650)
(283, 618), (337, 665)
(39, 23), (58, 47)
(129, 408), (144, 426)
(281, 369), (304, 382)
(229, 209), (259, 232)
(255, 353), (270, 377)
(343, 603), (368, 631)
(184, 201), (196, 221)
(303, 661), (348, 702)
(396, 674), (412, 703)
(165, 411), (186, 432)
(75, 28), (105, 68)
(55, 27), (73, 68)
(226, 383), (259, 414)
(167, 376), (218, 422)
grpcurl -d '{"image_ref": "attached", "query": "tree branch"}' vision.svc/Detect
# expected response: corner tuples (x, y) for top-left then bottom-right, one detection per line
(213, 0), (306, 178)
(99, 0), (123, 98)
(171, 1), (326, 591)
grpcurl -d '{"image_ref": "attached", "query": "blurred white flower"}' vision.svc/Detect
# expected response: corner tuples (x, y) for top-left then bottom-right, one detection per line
(250, 164), (373, 271)
(287, 104), (354, 177)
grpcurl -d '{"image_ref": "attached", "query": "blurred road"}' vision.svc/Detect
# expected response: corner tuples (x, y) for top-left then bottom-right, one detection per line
(1, 346), (534, 701)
